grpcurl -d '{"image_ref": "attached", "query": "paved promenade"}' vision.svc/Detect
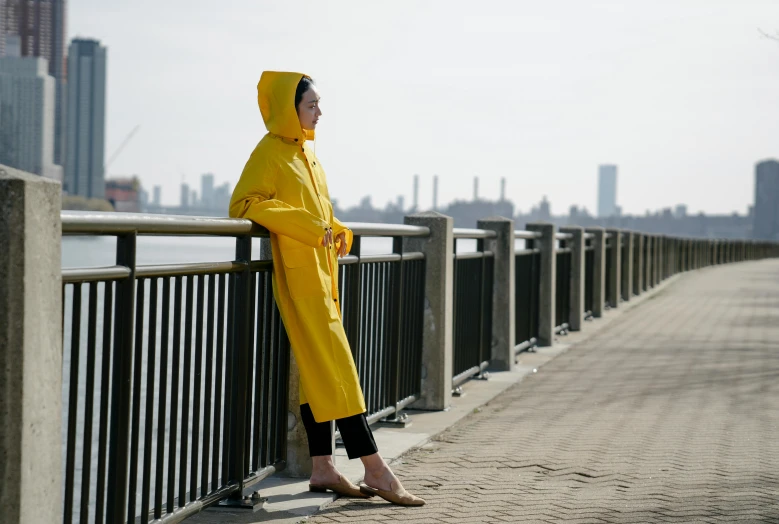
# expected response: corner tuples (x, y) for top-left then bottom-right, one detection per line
(309, 260), (779, 523)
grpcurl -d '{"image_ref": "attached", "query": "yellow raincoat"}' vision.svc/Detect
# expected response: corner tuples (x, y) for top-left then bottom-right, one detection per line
(229, 71), (366, 422)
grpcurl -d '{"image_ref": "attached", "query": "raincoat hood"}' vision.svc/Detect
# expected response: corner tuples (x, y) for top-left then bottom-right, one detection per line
(258, 71), (315, 143)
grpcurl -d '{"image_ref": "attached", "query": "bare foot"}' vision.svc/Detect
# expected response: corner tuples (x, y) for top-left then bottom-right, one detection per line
(309, 456), (342, 486)
(363, 464), (399, 492)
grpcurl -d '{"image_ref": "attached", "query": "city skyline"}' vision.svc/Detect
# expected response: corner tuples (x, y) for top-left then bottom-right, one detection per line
(67, 1), (779, 215)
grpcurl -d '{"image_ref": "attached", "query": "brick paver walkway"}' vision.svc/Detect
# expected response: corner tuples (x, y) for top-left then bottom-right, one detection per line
(309, 260), (779, 523)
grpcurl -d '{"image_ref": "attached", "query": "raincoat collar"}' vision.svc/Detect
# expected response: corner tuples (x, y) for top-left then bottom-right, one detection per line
(258, 71), (315, 144)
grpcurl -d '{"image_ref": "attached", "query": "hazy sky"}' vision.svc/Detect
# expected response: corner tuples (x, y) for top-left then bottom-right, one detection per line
(70, 1), (779, 215)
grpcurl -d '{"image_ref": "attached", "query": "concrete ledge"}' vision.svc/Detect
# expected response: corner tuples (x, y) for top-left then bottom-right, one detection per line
(187, 269), (685, 524)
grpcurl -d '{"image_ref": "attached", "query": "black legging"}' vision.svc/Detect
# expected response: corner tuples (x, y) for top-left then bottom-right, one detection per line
(300, 403), (378, 460)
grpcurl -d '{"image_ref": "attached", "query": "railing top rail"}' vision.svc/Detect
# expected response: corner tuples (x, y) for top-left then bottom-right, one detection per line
(584, 232), (595, 240)
(62, 210), (262, 236)
(61, 211), (430, 238)
(452, 227), (497, 239)
(514, 230), (542, 240)
(348, 222), (430, 237)
(556, 232), (574, 240)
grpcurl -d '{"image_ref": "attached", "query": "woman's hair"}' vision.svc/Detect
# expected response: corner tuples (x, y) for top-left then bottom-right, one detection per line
(295, 76), (315, 111)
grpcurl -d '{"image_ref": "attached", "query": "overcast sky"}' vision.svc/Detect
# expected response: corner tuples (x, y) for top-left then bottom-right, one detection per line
(70, 1), (779, 215)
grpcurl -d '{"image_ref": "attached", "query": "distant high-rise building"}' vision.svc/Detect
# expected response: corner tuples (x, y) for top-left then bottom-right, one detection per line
(753, 159), (779, 240)
(65, 38), (106, 198)
(201, 173), (215, 208)
(0, 0), (68, 164)
(538, 195), (551, 220)
(0, 53), (62, 179)
(412, 174), (419, 211)
(432, 175), (439, 211)
(598, 165), (618, 218)
(181, 183), (190, 208)
(674, 204), (688, 219)
(152, 185), (161, 206)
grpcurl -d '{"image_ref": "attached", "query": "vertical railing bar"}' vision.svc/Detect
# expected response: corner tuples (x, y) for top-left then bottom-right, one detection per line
(79, 281), (99, 523)
(261, 284), (273, 468)
(127, 277), (147, 523)
(167, 275), (183, 513)
(222, 273), (234, 484)
(212, 273), (227, 489)
(141, 278), (159, 523)
(387, 237), (403, 416)
(252, 272), (271, 471)
(106, 232), (137, 523)
(191, 274), (206, 500)
(277, 317), (291, 463)
(95, 281), (114, 524)
(227, 235), (252, 494)
(154, 277), (170, 518)
(379, 262), (389, 410)
(267, 288), (279, 468)
(64, 282), (82, 524)
(243, 271), (258, 474)
(201, 274), (216, 496)
(178, 275), (195, 507)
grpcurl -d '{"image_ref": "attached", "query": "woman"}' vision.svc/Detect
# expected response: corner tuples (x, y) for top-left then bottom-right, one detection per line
(229, 71), (424, 507)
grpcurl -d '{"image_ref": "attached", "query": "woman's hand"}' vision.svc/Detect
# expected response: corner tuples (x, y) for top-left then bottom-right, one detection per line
(335, 232), (348, 257)
(322, 228), (334, 248)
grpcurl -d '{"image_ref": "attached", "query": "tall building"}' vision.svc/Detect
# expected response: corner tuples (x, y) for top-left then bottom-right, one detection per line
(180, 182), (190, 208)
(152, 185), (161, 206)
(753, 159), (779, 240)
(201, 173), (215, 208)
(598, 164), (618, 218)
(0, 0), (68, 165)
(65, 38), (106, 199)
(0, 51), (62, 179)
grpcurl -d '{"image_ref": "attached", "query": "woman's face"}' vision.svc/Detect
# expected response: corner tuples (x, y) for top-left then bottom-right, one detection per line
(297, 86), (322, 131)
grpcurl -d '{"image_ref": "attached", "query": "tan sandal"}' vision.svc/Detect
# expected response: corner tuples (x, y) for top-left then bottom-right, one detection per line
(309, 474), (373, 498)
(359, 480), (426, 506)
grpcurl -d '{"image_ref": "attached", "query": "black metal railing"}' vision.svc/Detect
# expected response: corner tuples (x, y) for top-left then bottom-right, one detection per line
(515, 230), (541, 352)
(451, 229), (496, 387)
(58, 209), (779, 524)
(61, 213), (290, 524)
(555, 233), (572, 333)
(337, 224), (428, 425)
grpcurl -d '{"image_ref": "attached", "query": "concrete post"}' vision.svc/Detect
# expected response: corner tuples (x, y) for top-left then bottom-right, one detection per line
(560, 226), (585, 331)
(635, 234), (645, 295)
(621, 231), (633, 302)
(526, 223), (556, 347)
(586, 227), (606, 318)
(404, 212), (454, 411)
(605, 229), (621, 309)
(477, 217), (515, 371)
(0, 166), (62, 523)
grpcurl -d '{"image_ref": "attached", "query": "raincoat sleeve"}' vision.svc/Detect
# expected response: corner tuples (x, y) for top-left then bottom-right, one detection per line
(229, 154), (329, 248)
(332, 216), (353, 256)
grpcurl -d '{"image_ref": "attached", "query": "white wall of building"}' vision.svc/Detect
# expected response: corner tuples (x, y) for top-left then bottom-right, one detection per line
(0, 55), (61, 180)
